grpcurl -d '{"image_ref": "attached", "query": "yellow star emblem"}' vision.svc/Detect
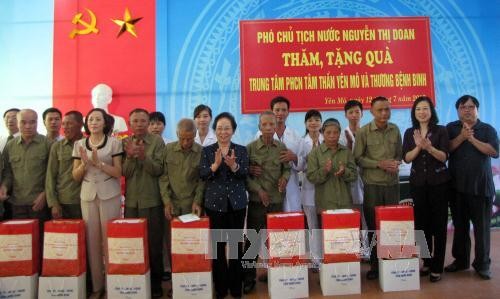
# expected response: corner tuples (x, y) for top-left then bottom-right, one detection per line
(111, 7), (143, 38)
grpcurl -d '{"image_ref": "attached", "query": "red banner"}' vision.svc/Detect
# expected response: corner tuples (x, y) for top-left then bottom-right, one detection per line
(240, 17), (434, 113)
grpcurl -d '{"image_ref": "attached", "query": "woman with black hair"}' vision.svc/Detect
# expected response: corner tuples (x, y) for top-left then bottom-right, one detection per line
(402, 96), (450, 282)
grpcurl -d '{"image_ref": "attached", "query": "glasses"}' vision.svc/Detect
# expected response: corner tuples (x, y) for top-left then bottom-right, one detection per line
(459, 105), (476, 110)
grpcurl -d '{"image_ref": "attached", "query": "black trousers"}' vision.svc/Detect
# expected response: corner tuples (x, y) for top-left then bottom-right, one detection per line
(411, 182), (449, 273)
(206, 206), (246, 297)
(449, 191), (492, 271)
(125, 205), (165, 293)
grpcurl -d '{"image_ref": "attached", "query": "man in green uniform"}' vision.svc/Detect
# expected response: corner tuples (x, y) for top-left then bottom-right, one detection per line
(243, 111), (290, 293)
(353, 96), (402, 280)
(0, 109), (52, 225)
(46, 111), (84, 219)
(122, 108), (165, 298)
(160, 118), (204, 219)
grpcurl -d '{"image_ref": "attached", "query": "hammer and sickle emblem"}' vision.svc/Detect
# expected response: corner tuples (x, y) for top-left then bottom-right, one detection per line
(69, 8), (99, 39)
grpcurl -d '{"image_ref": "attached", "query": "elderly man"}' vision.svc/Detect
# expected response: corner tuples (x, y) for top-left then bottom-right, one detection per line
(0, 109), (52, 256)
(160, 118), (203, 219)
(353, 96), (402, 280)
(244, 111), (291, 293)
(160, 118), (204, 296)
(122, 108), (165, 298)
(252, 97), (303, 213)
(46, 111), (84, 219)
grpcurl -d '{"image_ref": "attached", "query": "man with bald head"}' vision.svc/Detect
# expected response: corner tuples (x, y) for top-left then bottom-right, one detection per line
(0, 109), (52, 231)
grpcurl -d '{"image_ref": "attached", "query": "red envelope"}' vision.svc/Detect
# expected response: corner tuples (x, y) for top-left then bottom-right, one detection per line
(171, 217), (211, 273)
(107, 218), (149, 274)
(0, 219), (39, 276)
(375, 205), (418, 259)
(266, 212), (307, 266)
(42, 220), (86, 276)
(322, 209), (361, 263)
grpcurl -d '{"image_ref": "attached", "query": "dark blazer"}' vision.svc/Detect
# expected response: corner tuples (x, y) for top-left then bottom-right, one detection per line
(402, 125), (451, 186)
(200, 142), (249, 212)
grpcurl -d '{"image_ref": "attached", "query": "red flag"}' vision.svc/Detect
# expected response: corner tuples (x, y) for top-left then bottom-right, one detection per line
(53, 0), (156, 125)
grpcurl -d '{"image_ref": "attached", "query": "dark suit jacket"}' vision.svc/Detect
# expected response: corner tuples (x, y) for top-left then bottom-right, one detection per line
(200, 142), (249, 212)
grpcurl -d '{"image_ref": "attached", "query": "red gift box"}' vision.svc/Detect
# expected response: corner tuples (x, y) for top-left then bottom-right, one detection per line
(0, 219), (39, 276)
(375, 205), (418, 259)
(171, 217), (211, 273)
(322, 209), (361, 263)
(42, 220), (86, 276)
(107, 218), (149, 274)
(266, 212), (306, 266)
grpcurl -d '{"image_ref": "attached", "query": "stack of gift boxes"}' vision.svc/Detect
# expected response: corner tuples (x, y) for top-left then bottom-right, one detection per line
(266, 212), (308, 299)
(376, 205), (420, 292)
(320, 209), (362, 296)
(0, 220), (39, 299)
(171, 217), (212, 298)
(106, 218), (151, 299)
(38, 220), (87, 299)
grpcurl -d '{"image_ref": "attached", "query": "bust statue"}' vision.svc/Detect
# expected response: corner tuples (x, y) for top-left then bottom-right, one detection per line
(91, 83), (128, 133)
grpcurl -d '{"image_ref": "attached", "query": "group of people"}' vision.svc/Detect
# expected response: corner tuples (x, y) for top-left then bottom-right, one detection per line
(0, 94), (497, 299)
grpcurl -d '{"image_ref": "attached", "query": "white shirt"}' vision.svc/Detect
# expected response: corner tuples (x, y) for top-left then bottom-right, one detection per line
(300, 134), (324, 207)
(254, 126), (304, 212)
(195, 128), (217, 147)
(0, 132), (20, 153)
(344, 126), (364, 205)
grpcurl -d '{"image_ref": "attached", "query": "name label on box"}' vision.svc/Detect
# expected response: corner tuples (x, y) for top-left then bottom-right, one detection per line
(171, 228), (209, 254)
(379, 221), (414, 245)
(43, 232), (78, 260)
(268, 230), (305, 258)
(0, 234), (32, 262)
(324, 228), (360, 255)
(108, 238), (145, 264)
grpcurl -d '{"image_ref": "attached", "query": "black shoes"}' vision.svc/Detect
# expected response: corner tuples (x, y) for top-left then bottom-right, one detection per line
(444, 261), (469, 272)
(152, 288), (163, 298)
(162, 271), (172, 281)
(429, 273), (441, 282)
(475, 268), (491, 280)
(243, 278), (256, 294)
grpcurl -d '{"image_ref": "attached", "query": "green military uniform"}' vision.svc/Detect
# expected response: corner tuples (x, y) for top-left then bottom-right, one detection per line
(45, 138), (82, 218)
(122, 133), (165, 209)
(243, 137), (291, 282)
(246, 137), (291, 231)
(2, 134), (51, 229)
(122, 133), (165, 293)
(2, 134), (52, 206)
(353, 120), (402, 266)
(353, 121), (402, 186)
(159, 141), (204, 215)
(306, 143), (357, 212)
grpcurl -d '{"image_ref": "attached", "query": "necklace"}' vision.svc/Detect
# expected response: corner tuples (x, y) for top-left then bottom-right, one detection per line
(89, 136), (105, 148)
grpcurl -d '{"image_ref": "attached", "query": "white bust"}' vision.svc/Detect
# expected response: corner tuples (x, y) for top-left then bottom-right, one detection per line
(91, 83), (128, 133)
